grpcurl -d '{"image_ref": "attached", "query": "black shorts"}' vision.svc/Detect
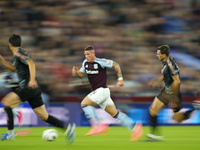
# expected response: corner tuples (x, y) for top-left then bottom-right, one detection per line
(13, 87), (44, 109)
(157, 88), (182, 112)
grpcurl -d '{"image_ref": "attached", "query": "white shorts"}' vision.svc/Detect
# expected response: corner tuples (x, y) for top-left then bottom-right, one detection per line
(88, 87), (114, 110)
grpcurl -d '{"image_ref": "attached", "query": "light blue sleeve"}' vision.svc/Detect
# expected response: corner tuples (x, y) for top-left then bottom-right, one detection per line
(97, 58), (113, 68)
(79, 59), (87, 73)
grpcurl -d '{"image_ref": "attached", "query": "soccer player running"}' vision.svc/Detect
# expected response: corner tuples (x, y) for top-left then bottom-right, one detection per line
(0, 34), (75, 144)
(72, 45), (143, 141)
(146, 45), (197, 141)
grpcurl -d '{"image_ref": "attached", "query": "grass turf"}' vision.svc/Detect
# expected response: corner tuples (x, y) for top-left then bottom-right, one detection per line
(0, 126), (200, 150)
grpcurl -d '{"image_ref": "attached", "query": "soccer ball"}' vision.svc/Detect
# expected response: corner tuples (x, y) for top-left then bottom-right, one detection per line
(42, 129), (58, 141)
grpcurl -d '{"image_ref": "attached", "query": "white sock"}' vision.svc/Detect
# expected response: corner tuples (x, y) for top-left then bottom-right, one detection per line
(8, 130), (14, 134)
(115, 111), (134, 131)
(12, 110), (19, 117)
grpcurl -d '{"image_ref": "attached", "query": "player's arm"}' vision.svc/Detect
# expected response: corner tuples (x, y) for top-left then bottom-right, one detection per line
(112, 61), (124, 88)
(148, 74), (164, 89)
(72, 66), (86, 79)
(27, 58), (38, 89)
(170, 74), (181, 94)
(0, 55), (15, 71)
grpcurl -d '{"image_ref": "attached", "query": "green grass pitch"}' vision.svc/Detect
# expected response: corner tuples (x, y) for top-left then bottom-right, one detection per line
(0, 126), (200, 150)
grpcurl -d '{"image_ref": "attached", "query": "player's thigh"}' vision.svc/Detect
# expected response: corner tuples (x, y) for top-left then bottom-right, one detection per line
(1, 92), (22, 107)
(33, 104), (49, 121)
(149, 97), (165, 116)
(85, 87), (110, 106)
(100, 96), (115, 109)
(81, 95), (97, 107)
(104, 103), (117, 117)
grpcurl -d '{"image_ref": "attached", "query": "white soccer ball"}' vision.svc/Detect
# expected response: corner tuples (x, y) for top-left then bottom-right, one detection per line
(42, 129), (58, 141)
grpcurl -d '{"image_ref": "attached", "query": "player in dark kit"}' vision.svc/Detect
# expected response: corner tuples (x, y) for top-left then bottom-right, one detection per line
(72, 45), (143, 141)
(146, 45), (197, 141)
(0, 34), (75, 144)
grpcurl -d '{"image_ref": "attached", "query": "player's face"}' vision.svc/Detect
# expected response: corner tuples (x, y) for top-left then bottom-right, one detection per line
(156, 50), (166, 61)
(84, 50), (95, 63)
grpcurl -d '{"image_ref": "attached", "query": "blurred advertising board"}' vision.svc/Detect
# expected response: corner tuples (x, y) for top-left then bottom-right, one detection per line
(0, 103), (199, 127)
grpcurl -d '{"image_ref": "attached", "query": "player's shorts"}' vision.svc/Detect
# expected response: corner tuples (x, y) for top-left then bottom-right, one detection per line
(157, 88), (182, 112)
(13, 87), (44, 109)
(88, 87), (114, 110)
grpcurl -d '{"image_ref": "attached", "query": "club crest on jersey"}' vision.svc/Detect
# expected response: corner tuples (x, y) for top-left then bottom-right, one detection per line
(94, 64), (98, 69)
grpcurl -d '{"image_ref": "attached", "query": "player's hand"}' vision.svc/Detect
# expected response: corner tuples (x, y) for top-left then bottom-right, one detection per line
(117, 80), (124, 89)
(27, 80), (38, 89)
(72, 66), (78, 76)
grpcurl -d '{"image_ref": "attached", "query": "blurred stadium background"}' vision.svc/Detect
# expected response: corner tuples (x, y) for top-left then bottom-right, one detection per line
(0, 0), (200, 127)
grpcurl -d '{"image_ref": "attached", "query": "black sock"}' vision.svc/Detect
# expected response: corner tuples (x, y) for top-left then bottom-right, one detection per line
(148, 114), (157, 135)
(45, 115), (64, 128)
(184, 108), (195, 119)
(4, 107), (14, 130)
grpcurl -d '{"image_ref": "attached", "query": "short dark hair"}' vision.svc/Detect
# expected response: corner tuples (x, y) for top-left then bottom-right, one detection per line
(9, 34), (21, 47)
(84, 45), (94, 51)
(157, 45), (170, 56)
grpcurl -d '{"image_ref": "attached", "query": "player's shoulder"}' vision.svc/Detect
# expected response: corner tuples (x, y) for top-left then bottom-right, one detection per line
(167, 56), (177, 64)
(94, 57), (109, 63)
(18, 48), (28, 55)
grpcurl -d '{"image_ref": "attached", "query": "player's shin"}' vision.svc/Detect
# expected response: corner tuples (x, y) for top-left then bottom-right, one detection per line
(82, 105), (99, 127)
(45, 115), (64, 128)
(4, 107), (14, 131)
(114, 111), (134, 131)
(148, 113), (158, 135)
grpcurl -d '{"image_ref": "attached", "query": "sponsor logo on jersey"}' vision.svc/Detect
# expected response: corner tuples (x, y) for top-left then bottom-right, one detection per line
(86, 70), (99, 74)
(94, 64), (98, 69)
(85, 65), (88, 68)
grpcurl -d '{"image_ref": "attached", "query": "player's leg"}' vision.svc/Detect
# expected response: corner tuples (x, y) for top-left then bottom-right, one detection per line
(81, 88), (112, 135)
(105, 103), (134, 130)
(0, 92), (22, 140)
(172, 104), (195, 123)
(147, 97), (165, 141)
(102, 98), (143, 141)
(29, 86), (75, 144)
(81, 96), (100, 127)
(33, 104), (64, 127)
(33, 104), (75, 144)
(171, 92), (196, 123)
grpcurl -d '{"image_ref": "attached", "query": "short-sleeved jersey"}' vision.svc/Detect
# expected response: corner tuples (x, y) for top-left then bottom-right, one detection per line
(80, 57), (113, 91)
(11, 48), (31, 89)
(161, 56), (179, 88)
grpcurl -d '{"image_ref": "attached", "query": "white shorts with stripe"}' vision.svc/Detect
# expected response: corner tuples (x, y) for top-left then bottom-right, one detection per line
(88, 87), (114, 109)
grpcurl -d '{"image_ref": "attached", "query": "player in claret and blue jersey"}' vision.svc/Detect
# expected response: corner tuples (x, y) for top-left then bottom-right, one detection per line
(72, 45), (143, 141)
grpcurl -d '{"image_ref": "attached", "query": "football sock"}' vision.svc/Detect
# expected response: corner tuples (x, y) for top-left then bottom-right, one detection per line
(149, 114), (157, 135)
(45, 115), (64, 128)
(4, 107), (14, 130)
(8, 130), (14, 134)
(114, 111), (134, 131)
(184, 108), (195, 119)
(82, 105), (99, 127)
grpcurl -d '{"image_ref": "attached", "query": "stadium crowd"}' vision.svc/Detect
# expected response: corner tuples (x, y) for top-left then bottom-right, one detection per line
(0, 0), (199, 100)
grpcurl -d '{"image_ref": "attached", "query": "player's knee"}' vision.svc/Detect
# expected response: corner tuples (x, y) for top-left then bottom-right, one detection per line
(149, 107), (157, 116)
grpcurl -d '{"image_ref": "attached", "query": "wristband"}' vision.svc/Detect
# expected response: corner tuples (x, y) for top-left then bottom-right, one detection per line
(118, 77), (123, 81)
